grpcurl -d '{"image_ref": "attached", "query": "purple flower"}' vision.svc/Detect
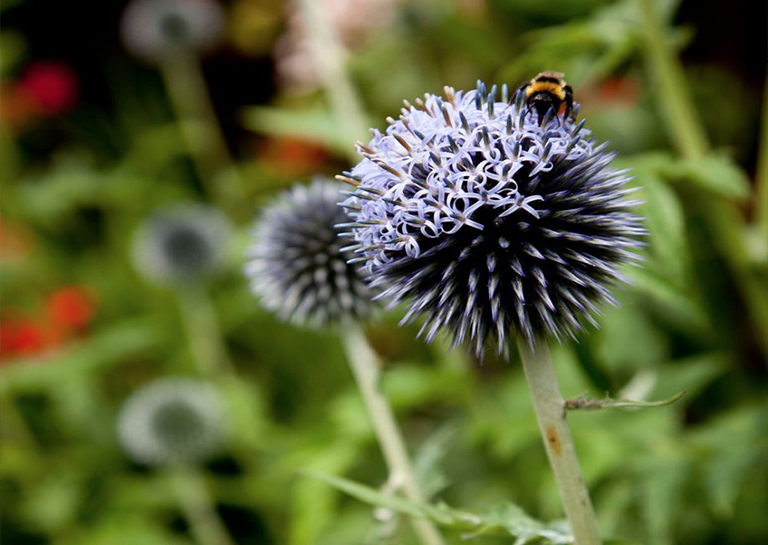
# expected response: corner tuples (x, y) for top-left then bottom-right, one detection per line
(339, 82), (644, 357)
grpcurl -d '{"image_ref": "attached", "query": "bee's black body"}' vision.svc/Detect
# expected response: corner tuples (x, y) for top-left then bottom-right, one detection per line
(518, 71), (574, 121)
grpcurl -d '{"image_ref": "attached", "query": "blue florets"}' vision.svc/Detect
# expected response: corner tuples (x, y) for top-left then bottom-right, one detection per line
(339, 82), (644, 357)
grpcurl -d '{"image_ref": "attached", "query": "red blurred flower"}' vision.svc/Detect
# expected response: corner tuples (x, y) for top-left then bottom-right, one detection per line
(46, 286), (97, 331)
(257, 136), (328, 177)
(0, 317), (53, 360)
(0, 286), (97, 363)
(593, 77), (641, 109)
(17, 61), (78, 116)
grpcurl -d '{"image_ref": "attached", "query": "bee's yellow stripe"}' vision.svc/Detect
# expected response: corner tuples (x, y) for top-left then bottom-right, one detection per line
(526, 81), (566, 101)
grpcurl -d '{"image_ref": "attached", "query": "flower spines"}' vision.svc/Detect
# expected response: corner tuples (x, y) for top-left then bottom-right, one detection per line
(246, 180), (372, 328)
(340, 82), (644, 357)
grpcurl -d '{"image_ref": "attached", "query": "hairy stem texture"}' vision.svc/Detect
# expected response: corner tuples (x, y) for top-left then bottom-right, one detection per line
(518, 339), (602, 545)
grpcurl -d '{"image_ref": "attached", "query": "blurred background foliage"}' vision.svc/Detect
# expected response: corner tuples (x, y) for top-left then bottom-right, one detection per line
(1, 0), (767, 544)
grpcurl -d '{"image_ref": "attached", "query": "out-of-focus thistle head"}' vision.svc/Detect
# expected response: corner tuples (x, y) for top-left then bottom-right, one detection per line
(120, 0), (224, 63)
(117, 377), (224, 466)
(245, 179), (372, 329)
(132, 204), (232, 287)
(339, 81), (644, 357)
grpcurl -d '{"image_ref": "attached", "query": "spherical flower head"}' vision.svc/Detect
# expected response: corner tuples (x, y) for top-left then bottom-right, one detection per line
(120, 0), (224, 63)
(132, 204), (232, 287)
(245, 179), (372, 328)
(117, 377), (224, 466)
(340, 82), (644, 357)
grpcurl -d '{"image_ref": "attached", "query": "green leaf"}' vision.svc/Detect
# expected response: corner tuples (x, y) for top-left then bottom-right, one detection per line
(0, 31), (26, 76)
(639, 172), (689, 283)
(290, 446), (362, 545)
(652, 352), (728, 401)
(596, 293), (670, 373)
(662, 154), (751, 200)
(240, 105), (352, 156)
(412, 425), (455, 499)
(629, 266), (710, 332)
(62, 513), (191, 545)
(641, 457), (687, 545)
(19, 473), (83, 532)
(302, 470), (572, 543)
(688, 405), (768, 517)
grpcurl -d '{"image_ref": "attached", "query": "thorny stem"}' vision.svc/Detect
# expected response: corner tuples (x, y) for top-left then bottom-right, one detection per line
(517, 339), (602, 545)
(342, 326), (446, 545)
(295, 0), (369, 161)
(168, 465), (235, 545)
(177, 286), (235, 379)
(159, 52), (245, 209)
(638, 0), (768, 359)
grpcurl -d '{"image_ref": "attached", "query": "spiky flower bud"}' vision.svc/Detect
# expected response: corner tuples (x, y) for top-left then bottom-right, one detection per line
(117, 377), (224, 466)
(245, 179), (372, 328)
(132, 204), (232, 286)
(340, 82), (644, 356)
(120, 0), (224, 63)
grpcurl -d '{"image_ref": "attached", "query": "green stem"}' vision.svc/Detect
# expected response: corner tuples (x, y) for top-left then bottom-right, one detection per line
(637, 0), (708, 159)
(168, 465), (235, 545)
(159, 53), (245, 208)
(295, 0), (369, 160)
(755, 75), (768, 242)
(341, 326), (446, 545)
(705, 200), (768, 357)
(517, 339), (602, 545)
(638, 0), (768, 359)
(177, 286), (234, 379)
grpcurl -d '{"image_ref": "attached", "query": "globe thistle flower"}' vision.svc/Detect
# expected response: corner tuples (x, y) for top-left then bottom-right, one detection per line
(117, 377), (224, 466)
(132, 204), (232, 286)
(244, 179), (372, 328)
(120, 0), (224, 63)
(339, 82), (644, 357)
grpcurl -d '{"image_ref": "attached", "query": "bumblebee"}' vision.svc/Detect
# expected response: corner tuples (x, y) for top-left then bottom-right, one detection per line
(518, 71), (574, 121)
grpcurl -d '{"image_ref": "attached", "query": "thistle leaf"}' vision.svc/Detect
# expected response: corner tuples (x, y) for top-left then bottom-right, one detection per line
(565, 391), (685, 411)
(302, 469), (573, 543)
